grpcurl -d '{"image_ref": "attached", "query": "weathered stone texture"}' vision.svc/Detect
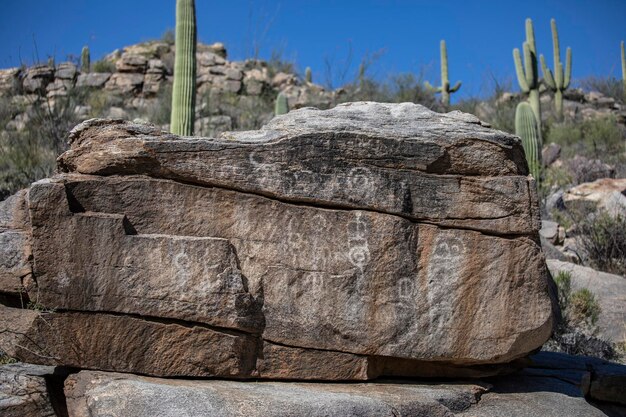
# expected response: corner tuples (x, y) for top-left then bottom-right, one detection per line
(0, 102), (555, 380)
(0, 363), (57, 417)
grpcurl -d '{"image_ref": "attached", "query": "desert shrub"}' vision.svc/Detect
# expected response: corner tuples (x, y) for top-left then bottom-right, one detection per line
(0, 129), (57, 198)
(553, 270), (572, 310)
(553, 269), (601, 331)
(488, 97), (520, 134)
(91, 59), (116, 73)
(161, 29), (175, 45)
(336, 72), (439, 110)
(576, 210), (626, 276)
(542, 165), (573, 190)
(142, 84), (172, 125)
(0, 89), (85, 198)
(546, 116), (625, 163)
(0, 350), (17, 365)
(580, 76), (625, 104)
(86, 89), (120, 118)
(235, 94), (274, 131)
(544, 269), (616, 360)
(267, 49), (296, 78)
(569, 288), (601, 328)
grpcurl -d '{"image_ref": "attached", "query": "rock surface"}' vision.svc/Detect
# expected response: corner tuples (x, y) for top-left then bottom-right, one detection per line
(0, 103), (555, 380)
(563, 177), (626, 217)
(0, 363), (58, 417)
(3, 352), (624, 417)
(60, 352), (626, 417)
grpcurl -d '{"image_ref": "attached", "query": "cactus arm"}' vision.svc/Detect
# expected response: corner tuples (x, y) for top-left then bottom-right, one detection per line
(523, 43), (537, 88)
(513, 48), (530, 93)
(449, 81), (462, 93)
(305, 67), (312, 83)
(423, 81), (441, 93)
(551, 18), (560, 71)
(564, 47), (572, 89)
(440, 40), (449, 88)
(540, 55), (556, 90)
(525, 18), (536, 56)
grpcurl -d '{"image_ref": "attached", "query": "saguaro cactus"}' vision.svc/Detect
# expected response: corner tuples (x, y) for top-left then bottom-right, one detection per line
(425, 40), (461, 106)
(621, 41), (626, 95)
(305, 67), (312, 83)
(540, 18), (572, 119)
(81, 46), (90, 73)
(513, 18), (542, 135)
(275, 92), (289, 116)
(515, 102), (542, 181)
(170, 0), (197, 136)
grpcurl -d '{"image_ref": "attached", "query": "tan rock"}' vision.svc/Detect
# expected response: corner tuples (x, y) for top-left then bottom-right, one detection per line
(76, 73), (111, 88)
(563, 178), (626, 217)
(115, 53), (148, 73)
(105, 73), (144, 94)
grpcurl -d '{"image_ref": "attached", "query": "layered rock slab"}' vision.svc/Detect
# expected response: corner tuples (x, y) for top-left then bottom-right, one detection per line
(64, 370), (489, 417)
(58, 103), (540, 235)
(0, 363), (58, 417)
(63, 356), (626, 417)
(0, 190), (31, 297)
(0, 102), (555, 379)
(21, 174), (553, 365)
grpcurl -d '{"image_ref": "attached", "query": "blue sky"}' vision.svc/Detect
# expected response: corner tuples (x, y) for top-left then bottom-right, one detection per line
(1, 0), (624, 100)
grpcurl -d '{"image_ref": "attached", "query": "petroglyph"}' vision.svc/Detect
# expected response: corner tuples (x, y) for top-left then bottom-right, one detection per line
(426, 234), (466, 331)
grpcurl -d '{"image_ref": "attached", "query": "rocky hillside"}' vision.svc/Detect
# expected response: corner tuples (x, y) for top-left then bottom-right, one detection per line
(0, 40), (335, 136)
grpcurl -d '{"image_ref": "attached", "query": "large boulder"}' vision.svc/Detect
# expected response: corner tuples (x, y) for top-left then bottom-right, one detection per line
(0, 102), (555, 380)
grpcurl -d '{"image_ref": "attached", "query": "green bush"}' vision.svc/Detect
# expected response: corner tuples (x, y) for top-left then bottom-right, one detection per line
(546, 116), (625, 163)
(142, 83), (173, 125)
(577, 210), (626, 276)
(161, 28), (175, 45)
(86, 89), (121, 118)
(91, 59), (116, 73)
(569, 288), (601, 328)
(0, 351), (17, 365)
(553, 270), (572, 310)
(0, 89), (85, 198)
(552, 269), (601, 330)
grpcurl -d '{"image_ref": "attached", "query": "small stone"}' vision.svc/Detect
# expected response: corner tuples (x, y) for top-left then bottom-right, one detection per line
(54, 62), (78, 80)
(105, 73), (144, 94)
(115, 53), (148, 73)
(76, 73), (111, 88)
